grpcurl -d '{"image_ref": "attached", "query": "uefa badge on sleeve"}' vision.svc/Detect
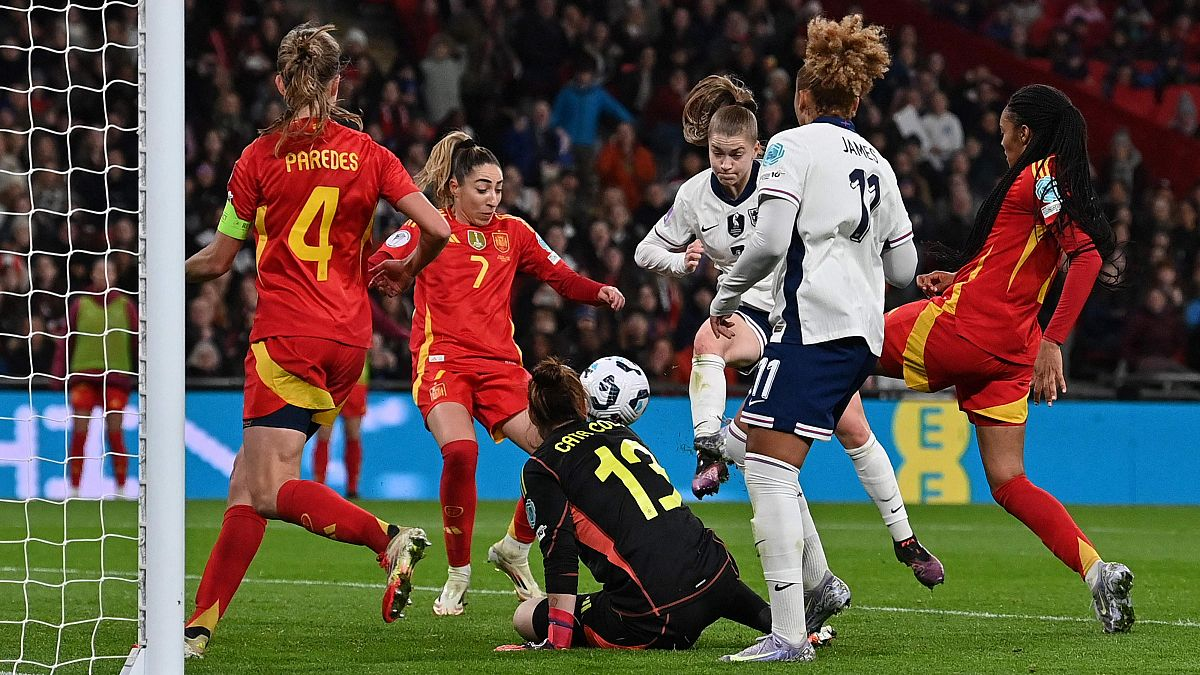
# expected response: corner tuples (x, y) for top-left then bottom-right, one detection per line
(467, 230), (487, 250)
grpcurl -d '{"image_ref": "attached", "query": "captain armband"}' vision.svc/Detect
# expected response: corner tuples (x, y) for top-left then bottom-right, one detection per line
(217, 200), (251, 240)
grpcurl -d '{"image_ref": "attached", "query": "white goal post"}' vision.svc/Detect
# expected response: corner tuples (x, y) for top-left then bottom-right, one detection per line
(0, 1), (184, 673)
(134, 0), (185, 673)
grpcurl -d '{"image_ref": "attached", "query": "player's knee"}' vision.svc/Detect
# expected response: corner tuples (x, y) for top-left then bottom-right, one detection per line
(248, 487), (278, 518)
(693, 325), (723, 356)
(837, 426), (873, 455)
(512, 599), (540, 642)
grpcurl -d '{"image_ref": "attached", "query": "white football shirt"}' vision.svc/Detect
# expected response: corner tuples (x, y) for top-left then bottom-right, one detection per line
(716, 119), (913, 354)
(640, 162), (778, 312)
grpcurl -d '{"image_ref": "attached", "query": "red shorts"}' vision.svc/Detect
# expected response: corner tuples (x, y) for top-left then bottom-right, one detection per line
(69, 379), (131, 413)
(413, 359), (530, 441)
(879, 299), (1031, 426)
(243, 337), (366, 427)
(340, 383), (368, 418)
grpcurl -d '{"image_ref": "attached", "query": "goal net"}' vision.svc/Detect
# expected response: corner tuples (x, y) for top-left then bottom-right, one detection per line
(0, 1), (183, 673)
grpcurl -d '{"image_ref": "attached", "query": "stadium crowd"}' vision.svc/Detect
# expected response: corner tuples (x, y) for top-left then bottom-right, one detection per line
(2, 0), (1200, 391)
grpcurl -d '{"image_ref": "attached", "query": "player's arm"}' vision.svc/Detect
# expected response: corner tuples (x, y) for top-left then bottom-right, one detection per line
(188, 154), (256, 283)
(185, 231), (243, 284)
(523, 459), (580, 649)
(1035, 214), (1102, 405)
(709, 194), (795, 337)
(393, 192), (450, 274)
(370, 147), (452, 294)
(882, 239), (918, 288)
(519, 223), (624, 310)
(634, 200), (701, 277)
(881, 186), (918, 288)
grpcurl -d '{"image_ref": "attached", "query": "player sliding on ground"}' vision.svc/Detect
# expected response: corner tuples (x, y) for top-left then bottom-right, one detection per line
(710, 15), (916, 662)
(499, 359), (774, 651)
(369, 131), (625, 616)
(181, 22), (451, 658)
(634, 74), (943, 590)
(875, 84), (1135, 633)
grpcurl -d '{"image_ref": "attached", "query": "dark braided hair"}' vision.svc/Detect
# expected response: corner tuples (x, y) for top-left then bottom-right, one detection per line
(953, 84), (1118, 286)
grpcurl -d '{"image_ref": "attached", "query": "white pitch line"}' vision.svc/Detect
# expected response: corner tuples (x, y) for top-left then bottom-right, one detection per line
(4, 565), (1199, 629)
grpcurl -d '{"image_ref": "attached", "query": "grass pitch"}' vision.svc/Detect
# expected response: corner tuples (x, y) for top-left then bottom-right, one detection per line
(2, 499), (1198, 673)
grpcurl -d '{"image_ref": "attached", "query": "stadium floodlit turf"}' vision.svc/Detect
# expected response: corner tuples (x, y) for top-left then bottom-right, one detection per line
(2, 499), (1198, 673)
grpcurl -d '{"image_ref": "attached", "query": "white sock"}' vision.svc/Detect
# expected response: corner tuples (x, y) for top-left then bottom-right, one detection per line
(690, 354), (727, 439)
(797, 488), (830, 592)
(721, 422), (747, 469)
(501, 533), (532, 557)
(447, 564), (471, 582)
(745, 452), (807, 646)
(845, 433), (914, 542)
(1085, 559), (1105, 588)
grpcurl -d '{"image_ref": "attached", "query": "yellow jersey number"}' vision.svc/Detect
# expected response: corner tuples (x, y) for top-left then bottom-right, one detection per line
(594, 439), (683, 520)
(287, 186), (339, 281)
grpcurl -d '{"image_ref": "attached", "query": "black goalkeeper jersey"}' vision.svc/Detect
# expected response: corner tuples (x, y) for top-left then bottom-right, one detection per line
(522, 418), (734, 617)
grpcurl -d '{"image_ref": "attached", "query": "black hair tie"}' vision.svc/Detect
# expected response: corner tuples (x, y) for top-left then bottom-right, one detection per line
(454, 139), (477, 154)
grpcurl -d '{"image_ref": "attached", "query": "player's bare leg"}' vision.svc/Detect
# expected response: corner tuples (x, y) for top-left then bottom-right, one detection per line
(690, 316), (760, 498)
(978, 424), (1133, 632)
(837, 393), (944, 588)
(313, 423), (332, 484)
(186, 422), (426, 656)
(427, 403), (480, 615)
(487, 410), (545, 602)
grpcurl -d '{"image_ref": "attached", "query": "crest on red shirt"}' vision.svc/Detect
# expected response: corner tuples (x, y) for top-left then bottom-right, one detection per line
(467, 230), (486, 250)
(492, 232), (510, 253)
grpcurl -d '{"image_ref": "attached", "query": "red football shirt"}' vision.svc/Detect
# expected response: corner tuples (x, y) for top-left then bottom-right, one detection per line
(943, 156), (1095, 364)
(225, 122), (419, 348)
(370, 209), (604, 380)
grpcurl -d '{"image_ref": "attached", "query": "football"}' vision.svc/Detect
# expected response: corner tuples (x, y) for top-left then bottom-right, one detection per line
(580, 356), (651, 425)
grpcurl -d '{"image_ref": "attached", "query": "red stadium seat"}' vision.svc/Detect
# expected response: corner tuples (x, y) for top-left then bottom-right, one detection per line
(1111, 84), (1158, 118)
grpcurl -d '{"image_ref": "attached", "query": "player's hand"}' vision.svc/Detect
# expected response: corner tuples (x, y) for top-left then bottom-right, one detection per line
(916, 271), (954, 298)
(598, 286), (625, 311)
(709, 314), (736, 339)
(368, 259), (416, 297)
(1032, 339), (1066, 406)
(683, 240), (704, 273)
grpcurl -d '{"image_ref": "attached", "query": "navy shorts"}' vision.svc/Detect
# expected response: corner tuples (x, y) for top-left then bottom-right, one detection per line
(733, 305), (773, 353)
(740, 337), (876, 441)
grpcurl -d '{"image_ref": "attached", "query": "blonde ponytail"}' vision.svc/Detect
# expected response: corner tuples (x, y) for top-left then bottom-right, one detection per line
(263, 22), (363, 156)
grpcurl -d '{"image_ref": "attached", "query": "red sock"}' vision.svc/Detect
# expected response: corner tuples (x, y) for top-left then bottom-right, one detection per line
(274, 479), (392, 555)
(106, 429), (128, 489)
(439, 439), (478, 568)
(509, 496), (536, 544)
(344, 438), (362, 496)
(993, 474), (1100, 579)
(68, 430), (86, 488)
(313, 438), (330, 484)
(187, 505), (266, 633)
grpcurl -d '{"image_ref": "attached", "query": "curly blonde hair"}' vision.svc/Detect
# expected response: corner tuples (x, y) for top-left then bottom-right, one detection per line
(681, 75), (758, 146)
(797, 15), (891, 117)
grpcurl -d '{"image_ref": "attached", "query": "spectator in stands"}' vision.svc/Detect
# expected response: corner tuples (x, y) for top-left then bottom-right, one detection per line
(596, 122), (657, 211)
(550, 60), (635, 193)
(1122, 287), (1189, 374)
(920, 91), (964, 171)
(420, 34), (466, 126)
